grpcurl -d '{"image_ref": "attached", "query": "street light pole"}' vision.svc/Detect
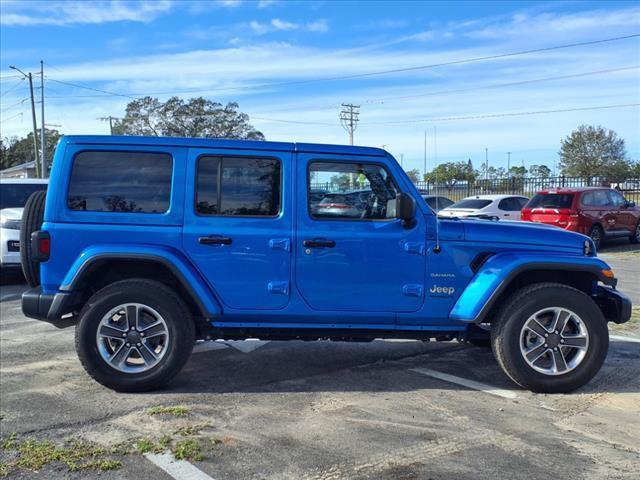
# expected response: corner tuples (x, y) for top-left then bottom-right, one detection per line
(10, 65), (40, 178)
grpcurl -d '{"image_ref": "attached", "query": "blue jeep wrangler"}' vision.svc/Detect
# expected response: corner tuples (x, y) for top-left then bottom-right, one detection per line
(21, 135), (631, 393)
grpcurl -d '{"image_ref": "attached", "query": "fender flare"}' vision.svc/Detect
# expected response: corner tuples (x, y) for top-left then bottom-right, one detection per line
(60, 245), (222, 318)
(450, 252), (615, 323)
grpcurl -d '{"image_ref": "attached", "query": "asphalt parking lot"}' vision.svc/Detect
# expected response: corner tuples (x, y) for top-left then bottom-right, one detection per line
(1, 244), (639, 479)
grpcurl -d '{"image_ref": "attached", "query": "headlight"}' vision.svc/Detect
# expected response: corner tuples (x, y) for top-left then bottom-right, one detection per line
(0, 217), (22, 230)
(583, 239), (595, 256)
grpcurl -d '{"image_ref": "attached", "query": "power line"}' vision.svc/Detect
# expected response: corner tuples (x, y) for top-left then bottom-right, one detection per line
(45, 78), (137, 99)
(0, 111), (24, 123)
(0, 97), (28, 114)
(361, 103), (640, 125)
(363, 65), (640, 104)
(42, 33), (640, 99)
(0, 78), (25, 98)
(252, 103), (640, 127)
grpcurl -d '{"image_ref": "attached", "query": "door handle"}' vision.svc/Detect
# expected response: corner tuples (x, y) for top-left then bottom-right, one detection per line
(199, 236), (232, 245)
(303, 239), (336, 248)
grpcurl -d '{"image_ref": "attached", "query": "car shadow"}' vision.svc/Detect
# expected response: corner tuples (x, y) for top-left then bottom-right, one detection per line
(157, 338), (639, 396)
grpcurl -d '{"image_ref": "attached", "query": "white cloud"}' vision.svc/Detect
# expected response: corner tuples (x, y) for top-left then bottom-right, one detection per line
(466, 6), (640, 39)
(0, 0), (173, 26)
(250, 18), (329, 34)
(306, 19), (328, 33)
(271, 18), (298, 31)
(258, 0), (278, 8)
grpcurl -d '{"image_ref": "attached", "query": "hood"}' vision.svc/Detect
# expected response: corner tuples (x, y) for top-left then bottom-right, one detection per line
(0, 208), (23, 220)
(459, 218), (586, 251)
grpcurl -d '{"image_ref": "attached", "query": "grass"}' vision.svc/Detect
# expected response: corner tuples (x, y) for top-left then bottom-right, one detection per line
(172, 439), (204, 462)
(0, 437), (126, 477)
(174, 422), (212, 437)
(147, 405), (190, 417)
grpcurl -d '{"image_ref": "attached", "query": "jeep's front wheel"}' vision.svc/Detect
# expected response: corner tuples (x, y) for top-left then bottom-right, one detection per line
(491, 283), (608, 393)
(75, 279), (195, 392)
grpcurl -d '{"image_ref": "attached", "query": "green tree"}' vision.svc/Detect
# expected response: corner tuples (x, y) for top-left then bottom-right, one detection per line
(405, 168), (421, 183)
(529, 164), (551, 177)
(630, 160), (640, 177)
(113, 96), (264, 140)
(1, 129), (61, 171)
(559, 125), (630, 181)
(424, 161), (476, 190)
(507, 166), (527, 178)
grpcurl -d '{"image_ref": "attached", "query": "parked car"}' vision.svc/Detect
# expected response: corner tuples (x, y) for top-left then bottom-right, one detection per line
(438, 194), (529, 220)
(421, 194), (454, 212)
(0, 178), (48, 270)
(313, 190), (370, 218)
(521, 187), (640, 249)
(21, 135), (630, 394)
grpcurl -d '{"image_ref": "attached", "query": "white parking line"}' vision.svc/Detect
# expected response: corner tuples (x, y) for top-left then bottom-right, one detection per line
(144, 452), (215, 480)
(610, 334), (640, 344)
(192, 341), (229, 354)
(410, 367), (518, 399)
(192, 339), (271, 354)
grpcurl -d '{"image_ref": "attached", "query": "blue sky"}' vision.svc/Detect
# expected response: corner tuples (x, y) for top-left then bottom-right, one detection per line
(1, 0), (639, 173)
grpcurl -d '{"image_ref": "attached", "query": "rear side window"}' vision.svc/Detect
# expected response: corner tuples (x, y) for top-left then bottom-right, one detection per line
(450, 199), (492, 209)
(68, 151), (172, 213)
(196, 156), (281, 216)
(526, 193), (574, 209)
(582, 190), (610, 207)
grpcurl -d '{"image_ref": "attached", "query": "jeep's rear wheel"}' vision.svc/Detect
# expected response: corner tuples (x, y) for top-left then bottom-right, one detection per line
(20, 190), (46, 287)
(491, 283), (608, 393)
(75, 279), (195, 392)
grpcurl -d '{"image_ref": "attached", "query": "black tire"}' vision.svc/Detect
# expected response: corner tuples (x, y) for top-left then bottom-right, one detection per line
(75, 279), (195, 392)
(630, 221), (640, 244)
(588, 224), (604, 250)
(491, 283), (608, 393)
(20, 190), (46, 287)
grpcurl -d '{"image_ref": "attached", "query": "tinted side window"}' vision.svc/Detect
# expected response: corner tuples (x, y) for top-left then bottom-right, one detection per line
(196, 156), (281, 216)
(516, 197), (529, 209)
(498, 198), (519, 211)
(309, 162), (398, 220)
(68, 151), (172, 213)
(607, 190), (626, 207)
(582, 192), (594, 206)
(592, 190), (611, 207)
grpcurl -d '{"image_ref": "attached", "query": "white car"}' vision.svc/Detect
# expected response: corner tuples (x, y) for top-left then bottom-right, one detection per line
(0, 179), (48, 270)
(438, 194), (529, 220)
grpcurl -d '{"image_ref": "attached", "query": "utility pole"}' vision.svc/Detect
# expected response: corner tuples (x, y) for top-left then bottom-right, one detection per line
(40, 60), (47, 178)
(423, 131), (427, 177)
(339, 103), (359, 145)
(10, 65), (40, 178)
(484, 147), (489, 180)
(99, 116), (117, 134)
(507, 151), (511, 172)
(400, 153), (404, 167)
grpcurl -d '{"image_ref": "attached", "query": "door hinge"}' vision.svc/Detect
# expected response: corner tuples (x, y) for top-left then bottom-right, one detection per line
(268, 281), (289, 295)
(402, 284), (424, 297)
(269, 238), (290, 251)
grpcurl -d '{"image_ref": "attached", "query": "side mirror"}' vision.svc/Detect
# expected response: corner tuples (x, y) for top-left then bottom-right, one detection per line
(395, 192), (416, 227)
(626, 200), (636, 208)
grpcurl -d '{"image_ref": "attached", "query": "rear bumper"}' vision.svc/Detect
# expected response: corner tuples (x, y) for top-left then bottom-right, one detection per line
(593, 286), (632, 324)
(22, 287), (76, 328)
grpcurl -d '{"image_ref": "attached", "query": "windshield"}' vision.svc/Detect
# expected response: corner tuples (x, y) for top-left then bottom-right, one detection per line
(449, 199), (492, 210)
(0, 183), (47, 209)
(526, 193), (574, 209)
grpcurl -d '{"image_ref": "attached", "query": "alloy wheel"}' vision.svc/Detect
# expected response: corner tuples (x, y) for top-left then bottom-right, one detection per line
(96, 303), (169, 373)
(519, 307), (589, 376)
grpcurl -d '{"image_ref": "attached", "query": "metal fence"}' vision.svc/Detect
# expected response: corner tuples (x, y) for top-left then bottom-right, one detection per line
(414, 176), (640, 203)
(312, 176), (640, 203)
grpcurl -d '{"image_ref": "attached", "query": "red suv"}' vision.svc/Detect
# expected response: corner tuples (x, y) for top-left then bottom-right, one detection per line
(521, 187), (640, 249)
